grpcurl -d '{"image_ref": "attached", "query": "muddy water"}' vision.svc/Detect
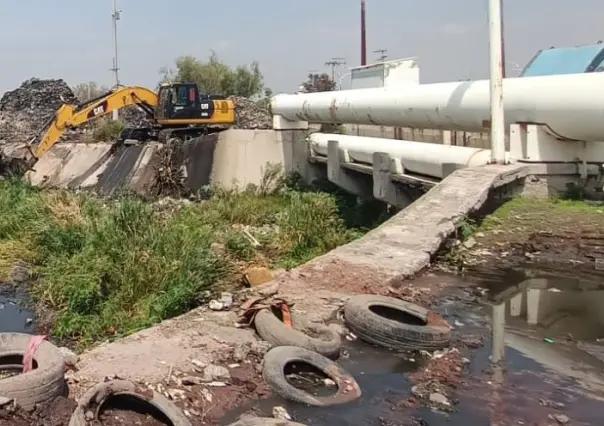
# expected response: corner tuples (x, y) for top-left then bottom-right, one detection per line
(222, 271), (604, 425)
(221, 341), (420, 425)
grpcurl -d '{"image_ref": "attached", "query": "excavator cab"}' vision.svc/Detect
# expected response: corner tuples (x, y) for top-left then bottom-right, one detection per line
(155, 83), (216, 122)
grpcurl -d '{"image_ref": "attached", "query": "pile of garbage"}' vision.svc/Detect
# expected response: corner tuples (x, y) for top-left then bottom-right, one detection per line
(229, 96), (272, 129)
(119, 105), (150, 127)
(0, 78), (78, 144)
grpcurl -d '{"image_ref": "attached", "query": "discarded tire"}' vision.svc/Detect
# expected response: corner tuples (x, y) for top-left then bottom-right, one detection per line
(262, 346), (361, 407)
(344, 295), (451, 351)
(0, 333), (66, 410)
(254, 309), (342, 359)
(228, 416), (307, 426)
(68, 380), (191, 426)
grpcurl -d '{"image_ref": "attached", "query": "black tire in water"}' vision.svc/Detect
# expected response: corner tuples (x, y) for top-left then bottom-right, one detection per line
(254, 309), (342, 359)
(0, 333), (66, 410)
(343, 294), (451, 351)
(262, 346), (361, 407)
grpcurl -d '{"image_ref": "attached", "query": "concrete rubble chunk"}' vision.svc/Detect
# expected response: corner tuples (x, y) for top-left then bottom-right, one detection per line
(58, 346), (79, 366)
(272, 406), (292, 420)
(209, 300), (224, 311)
(250, 340), (272, 356)
(220, 292), (234, 310)
(180, 376), (203, 386)
(202, 364), (231, 382)
(429, 392), (450, 406)
(244, 266), (274, 287)
(233, 342), (251, 362)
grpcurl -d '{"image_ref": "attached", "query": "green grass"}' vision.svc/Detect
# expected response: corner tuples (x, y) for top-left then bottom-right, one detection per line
(0, 174), (382, 349)
(478, 196), (604, 232)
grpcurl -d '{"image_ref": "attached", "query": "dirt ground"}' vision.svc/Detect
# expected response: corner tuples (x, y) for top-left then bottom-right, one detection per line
(0, 364), (269, 426)
(0, 397), (75, 426)
(439, 197), (604, 280)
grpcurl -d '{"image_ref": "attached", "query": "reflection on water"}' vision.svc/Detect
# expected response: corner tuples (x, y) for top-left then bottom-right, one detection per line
(0, 297), (34, 334)
(489, 276), (604, 341)
(487, 273), (604, 398)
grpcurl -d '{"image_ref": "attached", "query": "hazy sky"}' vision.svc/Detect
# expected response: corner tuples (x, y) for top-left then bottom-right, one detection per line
(0, 0), (602, 95)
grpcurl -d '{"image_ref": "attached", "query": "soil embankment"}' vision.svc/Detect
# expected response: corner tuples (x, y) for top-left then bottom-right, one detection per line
(441, 197), (604, 281)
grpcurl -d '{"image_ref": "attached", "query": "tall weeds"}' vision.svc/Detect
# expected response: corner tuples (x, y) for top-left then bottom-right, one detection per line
(0, 167), (383, 349)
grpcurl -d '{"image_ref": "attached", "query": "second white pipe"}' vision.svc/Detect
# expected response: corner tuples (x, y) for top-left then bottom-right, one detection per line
(309, 133), (507, 179)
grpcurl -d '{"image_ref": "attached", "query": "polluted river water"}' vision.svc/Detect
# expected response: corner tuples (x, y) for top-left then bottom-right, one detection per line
(221, 270), (604, 425)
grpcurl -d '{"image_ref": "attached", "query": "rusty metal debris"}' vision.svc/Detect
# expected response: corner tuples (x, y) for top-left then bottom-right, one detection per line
(237, 297), (294, 328)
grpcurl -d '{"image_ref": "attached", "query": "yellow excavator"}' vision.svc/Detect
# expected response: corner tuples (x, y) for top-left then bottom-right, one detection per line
(28, 82), (236, 160)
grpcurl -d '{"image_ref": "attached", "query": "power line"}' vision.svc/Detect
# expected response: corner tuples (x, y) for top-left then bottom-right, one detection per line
(374, 49), (388, 63)
(325, 58), (346, 82)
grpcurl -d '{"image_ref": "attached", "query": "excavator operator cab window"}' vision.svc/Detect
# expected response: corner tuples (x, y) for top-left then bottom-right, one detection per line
(175, 86), (190, 106)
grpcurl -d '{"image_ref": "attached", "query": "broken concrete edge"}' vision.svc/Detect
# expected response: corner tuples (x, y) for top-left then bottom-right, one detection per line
(70, 163), (527, 390)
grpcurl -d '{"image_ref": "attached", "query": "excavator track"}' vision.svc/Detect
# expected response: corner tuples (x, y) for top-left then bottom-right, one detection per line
(118, 125), (228, 146)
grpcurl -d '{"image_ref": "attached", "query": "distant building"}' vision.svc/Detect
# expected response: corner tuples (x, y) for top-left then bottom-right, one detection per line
(349, 57), (420, 90)
(521, 42), (604, 77)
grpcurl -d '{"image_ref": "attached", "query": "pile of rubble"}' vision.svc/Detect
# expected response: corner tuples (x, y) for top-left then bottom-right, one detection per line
(229, 96), (272, 129)
(119, 105), (150, 127)
(0, 78), (78, 144)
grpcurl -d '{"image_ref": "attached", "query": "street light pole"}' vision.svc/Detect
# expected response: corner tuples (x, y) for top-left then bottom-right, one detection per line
(488, 0), (506, 164)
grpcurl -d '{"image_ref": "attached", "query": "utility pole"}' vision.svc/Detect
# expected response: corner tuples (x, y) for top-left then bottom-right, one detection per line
(374, 48), (388, 62)
(361, 0), (367, 66)
(488, 0), (506, 164)
(110, 0), (122, 119)
(325, 58), (346, 83)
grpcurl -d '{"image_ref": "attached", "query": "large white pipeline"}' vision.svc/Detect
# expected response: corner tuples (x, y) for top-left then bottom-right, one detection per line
(274, 73), (604, 142)
(309, 133), (503, 179)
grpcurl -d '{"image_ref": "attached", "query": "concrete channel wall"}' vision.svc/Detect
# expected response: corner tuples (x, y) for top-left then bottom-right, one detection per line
(2, 129), (288, 194)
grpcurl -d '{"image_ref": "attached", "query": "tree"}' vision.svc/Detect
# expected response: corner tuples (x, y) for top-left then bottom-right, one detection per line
(256, 87), (273, 109)
(72, 81), (109, 102)
(160, 52), (264, 98)
(300, 73), (336, 93)
(298, 73), (342, 134)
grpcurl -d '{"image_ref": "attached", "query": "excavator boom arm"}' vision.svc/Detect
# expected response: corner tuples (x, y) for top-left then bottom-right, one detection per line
(31, 86), (159, 159)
